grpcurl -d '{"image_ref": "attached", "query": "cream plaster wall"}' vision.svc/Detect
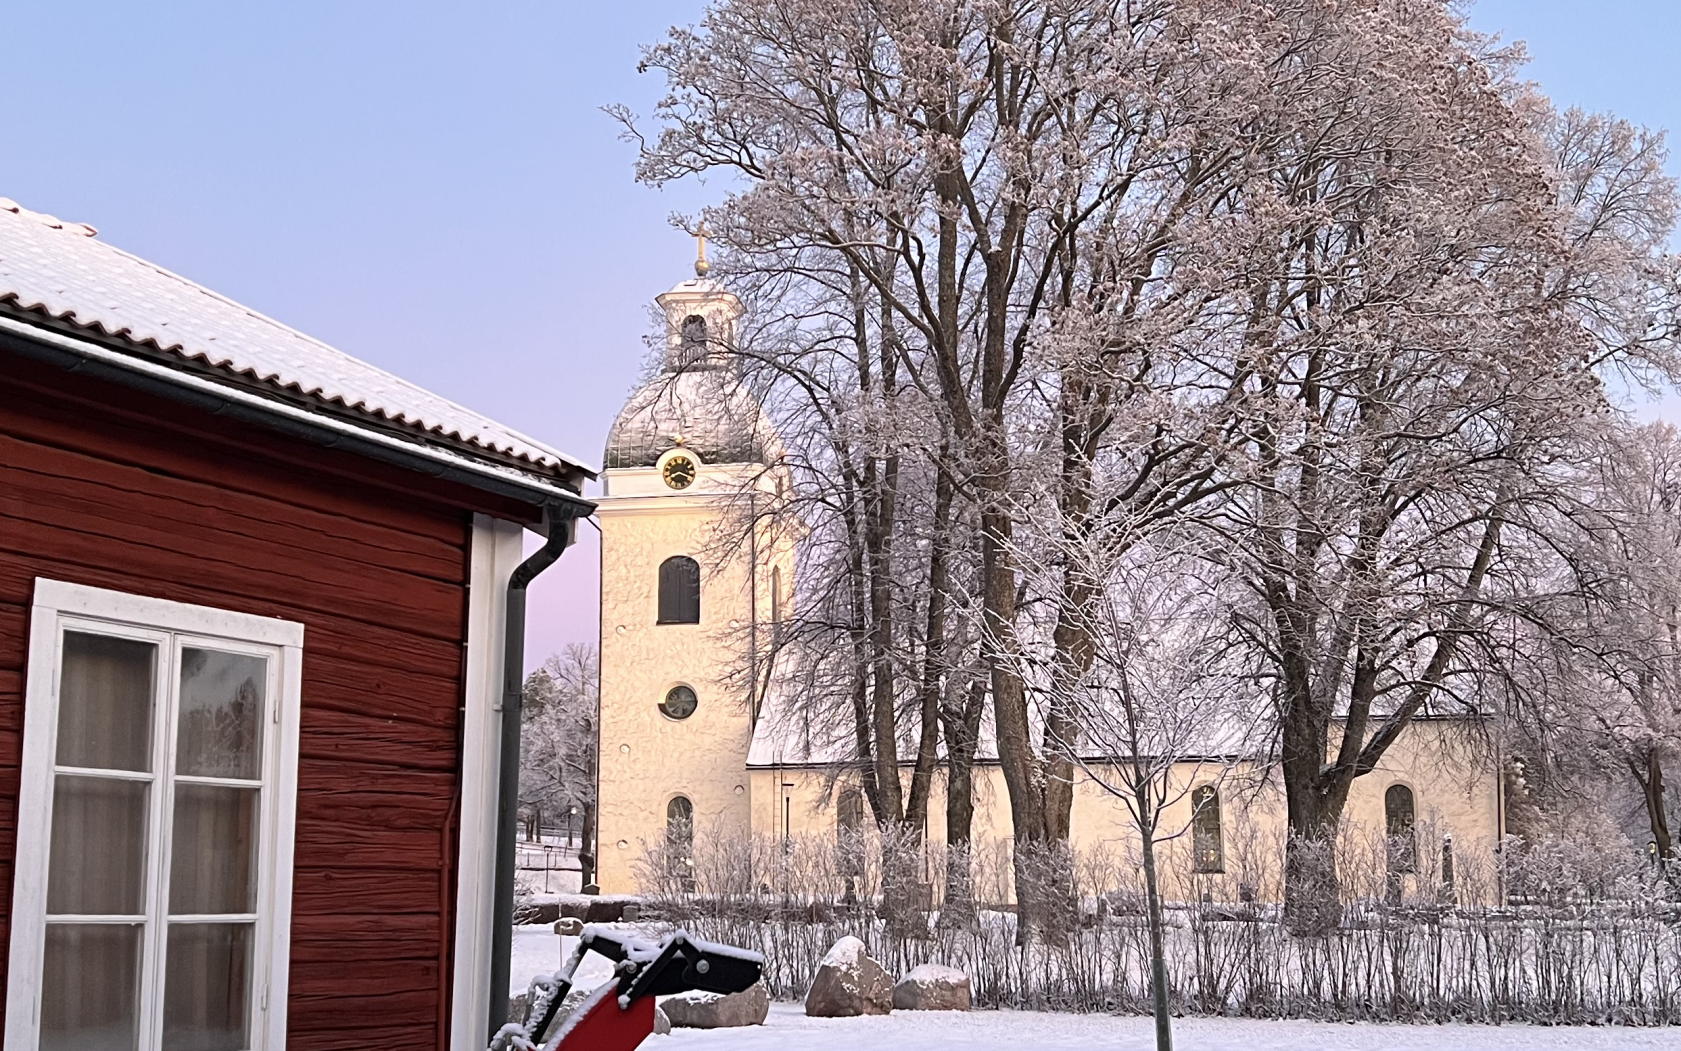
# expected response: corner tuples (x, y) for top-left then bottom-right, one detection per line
(595, 463), (796, 894)
(743, 721), (1500, 905)
(595, 284), (1495, 903)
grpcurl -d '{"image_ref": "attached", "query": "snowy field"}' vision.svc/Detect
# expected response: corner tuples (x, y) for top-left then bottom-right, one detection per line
(660, 1005), (1681, 1050)
(510, 924), (1679, 1050)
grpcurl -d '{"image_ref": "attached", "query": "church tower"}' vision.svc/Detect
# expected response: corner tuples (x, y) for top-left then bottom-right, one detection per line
(594, 247), (793, 894)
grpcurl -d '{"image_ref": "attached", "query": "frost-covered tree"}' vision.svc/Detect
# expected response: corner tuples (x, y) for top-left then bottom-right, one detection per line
(521, 645), (600, 876)
(616, 0), (1680, 937)
(618, 0), (1269, 935)
(1158, 10), (1680, 935)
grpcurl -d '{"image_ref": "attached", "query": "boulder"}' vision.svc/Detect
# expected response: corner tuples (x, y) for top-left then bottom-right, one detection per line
(554, 917), (584, 937)
(804, 936), (893, 1017)
(660, 981), (770, 1028)
(892, 963), (971, 1011)
(652, 1006), (672, 1035)
(523, 984), (593, 1044)
(515, 900), (561, 924)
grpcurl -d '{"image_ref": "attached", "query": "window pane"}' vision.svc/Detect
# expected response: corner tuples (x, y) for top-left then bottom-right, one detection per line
(41, 922), (142, 1051)
(170, 783), (258, 915)
(164, 922), (252, 1051)
(177, 648), (266, 779)
(658, 556), (701, 624)
(660, 685), (698, 719)
(58, 632), (156, 772)
(48, 775), (148, 915)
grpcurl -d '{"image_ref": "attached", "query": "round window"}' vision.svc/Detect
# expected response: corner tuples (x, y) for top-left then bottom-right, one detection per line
(661, 685), (698, 720)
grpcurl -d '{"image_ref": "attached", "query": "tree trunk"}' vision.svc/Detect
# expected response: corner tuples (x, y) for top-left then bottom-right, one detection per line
(1137, 786), (1174, 1051)
(982, 496), (1054, 941)
(1283, 800), (1342, 937)
(579, 801), (597, 891)
(1635, 748), (1674, 868)
(939, 677), (985, 929)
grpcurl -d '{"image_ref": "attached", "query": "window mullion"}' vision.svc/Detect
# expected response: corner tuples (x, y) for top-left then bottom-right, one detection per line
(139, 634), (182, 1051)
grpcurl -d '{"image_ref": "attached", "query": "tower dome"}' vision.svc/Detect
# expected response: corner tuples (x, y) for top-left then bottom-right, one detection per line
(603, 271), (779, 469)
(604, 370), (775, 468)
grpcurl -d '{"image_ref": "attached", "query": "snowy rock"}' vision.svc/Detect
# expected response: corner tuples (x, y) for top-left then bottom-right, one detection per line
(805, 936), (893, 1017)
(554, 917), (584, 936)
(554, 893), (641, 922)
(661, 981), (770, 1028)
(652, 1006), (672, 1035)
(893, 963), (971, 1011)
(533, 984), (595, 1041)
(515, 900), (560, 924)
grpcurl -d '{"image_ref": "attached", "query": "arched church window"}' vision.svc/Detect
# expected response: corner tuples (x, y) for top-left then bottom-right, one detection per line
(770, 565), (783, 640)
(680, 315), (708, 367)
(1386, 783), (1417, 874)
(667, 795), (695, 889)
(836, 788), (864, 838)
(660, 685), (698, 720)
(658, 556), (700, 624)
(1191, 785), (1224, 873)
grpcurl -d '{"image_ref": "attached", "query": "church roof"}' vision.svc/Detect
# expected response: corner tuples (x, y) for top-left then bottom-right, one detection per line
(0, 197), (592, 487)
(604, 368), (779, 469)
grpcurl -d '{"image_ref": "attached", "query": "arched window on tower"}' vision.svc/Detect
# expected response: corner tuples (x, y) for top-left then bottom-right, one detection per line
(666, 795), (695, 891)
(1191, 785), (1224, 874)
(770, 565), (783, 642)
(1385, 783), (1417, 875)
(680, 314), (708, 367)
(658, 556), (701, 624)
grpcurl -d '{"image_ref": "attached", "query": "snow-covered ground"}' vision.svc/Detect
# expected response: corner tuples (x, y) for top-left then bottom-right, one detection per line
(659, 1003), (1679, 1050)
(512, 925), (1677, 1050)
(511, 924), (617, 995)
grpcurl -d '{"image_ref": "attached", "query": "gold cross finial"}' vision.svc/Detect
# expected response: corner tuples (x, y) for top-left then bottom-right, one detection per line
(694, 221), (711, 277)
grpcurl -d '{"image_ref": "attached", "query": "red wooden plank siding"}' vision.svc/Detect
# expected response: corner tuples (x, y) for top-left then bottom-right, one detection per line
(0, 356), (506, 1049)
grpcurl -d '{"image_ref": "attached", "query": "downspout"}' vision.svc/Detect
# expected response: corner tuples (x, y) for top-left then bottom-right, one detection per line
(488, 502), (587, 1040)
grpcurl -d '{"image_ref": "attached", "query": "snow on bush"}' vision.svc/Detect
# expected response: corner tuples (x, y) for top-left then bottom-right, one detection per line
(629, 825), (1681, 1025)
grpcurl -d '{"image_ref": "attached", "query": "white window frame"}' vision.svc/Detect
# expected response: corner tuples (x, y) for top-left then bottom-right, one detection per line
(6, 579), (304, 1051)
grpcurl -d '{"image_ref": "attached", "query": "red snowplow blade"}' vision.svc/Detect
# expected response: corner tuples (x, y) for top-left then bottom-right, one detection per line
(548, 982), (657, 1051)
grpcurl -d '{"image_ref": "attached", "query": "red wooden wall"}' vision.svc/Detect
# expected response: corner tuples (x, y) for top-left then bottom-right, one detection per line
(0, 354), (532, 1050)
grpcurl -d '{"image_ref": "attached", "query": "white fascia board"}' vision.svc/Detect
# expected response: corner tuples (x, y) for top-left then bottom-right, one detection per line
(451, 515), (526, 1051)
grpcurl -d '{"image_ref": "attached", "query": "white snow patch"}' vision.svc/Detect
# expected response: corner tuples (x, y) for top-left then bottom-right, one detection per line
(654, 1002), (1680, 1050)
(818, 935), (865, 969)
(508, 924), (617, 997)
(900, 963), (966, 985)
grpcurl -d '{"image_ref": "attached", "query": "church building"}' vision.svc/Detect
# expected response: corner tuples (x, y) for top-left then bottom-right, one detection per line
(594, 259), (1504, 907)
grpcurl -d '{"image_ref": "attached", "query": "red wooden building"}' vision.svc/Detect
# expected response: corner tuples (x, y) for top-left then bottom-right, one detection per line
(0, 198), (594, 1051)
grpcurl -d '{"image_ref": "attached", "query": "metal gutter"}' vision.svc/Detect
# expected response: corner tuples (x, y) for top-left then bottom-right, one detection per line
(486, 502), (585, 1040)
(0, 314), (595, 518)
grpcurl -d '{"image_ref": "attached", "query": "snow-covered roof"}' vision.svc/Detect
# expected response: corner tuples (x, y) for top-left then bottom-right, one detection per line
(0, 197), (592, 484)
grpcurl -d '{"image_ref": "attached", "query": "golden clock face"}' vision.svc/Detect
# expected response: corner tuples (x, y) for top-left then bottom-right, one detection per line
(662, 455), (697, 490)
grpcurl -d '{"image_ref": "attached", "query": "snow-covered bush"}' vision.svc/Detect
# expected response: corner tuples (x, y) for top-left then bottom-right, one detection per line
(629, 825), (1681, 1024)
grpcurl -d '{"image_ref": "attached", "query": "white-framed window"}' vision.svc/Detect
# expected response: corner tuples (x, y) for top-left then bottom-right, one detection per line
(6, 579), (303, 1051)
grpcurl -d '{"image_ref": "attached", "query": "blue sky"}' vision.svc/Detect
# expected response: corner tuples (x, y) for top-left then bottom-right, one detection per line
(4, 1), (1677, 661)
